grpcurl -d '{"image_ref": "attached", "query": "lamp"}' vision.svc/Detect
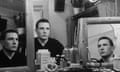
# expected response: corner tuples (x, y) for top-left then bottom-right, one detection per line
(85, 0), (101, 9)
(89, 0), (99, 3)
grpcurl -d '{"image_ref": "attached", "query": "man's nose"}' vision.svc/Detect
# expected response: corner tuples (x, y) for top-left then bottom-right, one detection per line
(100, 46), (104, 50)
(13, 39), (17, 44)
(43, 29), (47, 33)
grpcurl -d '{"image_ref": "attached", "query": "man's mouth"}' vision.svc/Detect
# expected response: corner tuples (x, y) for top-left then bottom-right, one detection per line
(42, 34), (47, 36)
(42, 35), (48, 37)
(100, 52), (106, 55)
(12, 46), (17, 48)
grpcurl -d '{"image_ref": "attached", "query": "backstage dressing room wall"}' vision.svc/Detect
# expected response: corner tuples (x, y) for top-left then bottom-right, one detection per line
(0, 7), (18, 29)
(48, 0), (74, 47)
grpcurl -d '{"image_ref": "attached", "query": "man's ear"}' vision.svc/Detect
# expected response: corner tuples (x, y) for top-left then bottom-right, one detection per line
(35, 29), (38, 33)
(1, 40), (5, 47)
(35, 28), (37, 31)
(112, 45), (115, 51)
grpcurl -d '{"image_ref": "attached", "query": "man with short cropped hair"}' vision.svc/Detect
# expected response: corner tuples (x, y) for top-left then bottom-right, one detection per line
(97, 36), (115, 63)
(0, 29), (26, 67)
(35, 18), (64, 57)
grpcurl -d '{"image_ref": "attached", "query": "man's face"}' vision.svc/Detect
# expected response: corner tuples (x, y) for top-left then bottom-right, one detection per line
(4, 32), (19, 52)
(98, 39), (114, 57)
(36, 22), (50, 40)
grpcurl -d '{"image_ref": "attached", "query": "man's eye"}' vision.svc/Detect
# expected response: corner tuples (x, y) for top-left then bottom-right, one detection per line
(47, 28), (50, 30)
(103, 44), (107, 46)
(16, 38), (18, 41)
(7, 38), (18, 41)
(46, 28), (50, 30)
(7, 38), (13, 40)
(40, 28), (44, 29)
(98, 45), (101, 48)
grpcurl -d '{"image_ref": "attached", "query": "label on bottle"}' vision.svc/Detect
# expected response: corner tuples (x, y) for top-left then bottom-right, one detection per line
(36, 49), (51, 70)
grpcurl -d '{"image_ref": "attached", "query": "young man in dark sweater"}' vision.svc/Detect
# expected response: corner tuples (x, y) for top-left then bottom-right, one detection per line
(35, 19), (64, 57)
(0, 29), (26, 67)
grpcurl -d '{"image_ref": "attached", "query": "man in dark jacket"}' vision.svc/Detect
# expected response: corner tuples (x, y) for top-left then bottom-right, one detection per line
(0, 29), (26, 67)
(35, 19), (64, 57)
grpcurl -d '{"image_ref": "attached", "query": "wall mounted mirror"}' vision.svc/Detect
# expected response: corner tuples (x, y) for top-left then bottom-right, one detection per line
(0, 0), (34, 72)
(78, 17), (120, 64)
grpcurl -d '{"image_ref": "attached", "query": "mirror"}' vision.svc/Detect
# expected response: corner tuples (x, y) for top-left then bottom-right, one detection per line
(0, 0), (34, 72)
(78, 17), (120, 63)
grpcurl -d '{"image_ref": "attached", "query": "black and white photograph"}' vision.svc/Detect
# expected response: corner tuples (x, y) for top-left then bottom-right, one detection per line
(0, 0), (120, 72)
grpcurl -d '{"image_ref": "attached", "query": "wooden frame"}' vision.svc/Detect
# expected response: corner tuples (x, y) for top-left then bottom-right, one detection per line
(0, 0), (35, 72)
(78, 17), (120, 64)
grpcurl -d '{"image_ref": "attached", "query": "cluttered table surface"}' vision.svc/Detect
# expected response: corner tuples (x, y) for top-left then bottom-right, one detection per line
(35, 49), (120, 72)
(36, 63), (118, 72)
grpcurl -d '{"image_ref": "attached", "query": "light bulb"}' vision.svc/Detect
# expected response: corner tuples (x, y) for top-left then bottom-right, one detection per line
(89, 0), (98, 3)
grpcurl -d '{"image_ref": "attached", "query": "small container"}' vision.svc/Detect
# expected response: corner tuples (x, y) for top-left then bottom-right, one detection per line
(36, 49), (51, 70)
(113, 57), (120, 71)
(62, 48), (72, 61)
